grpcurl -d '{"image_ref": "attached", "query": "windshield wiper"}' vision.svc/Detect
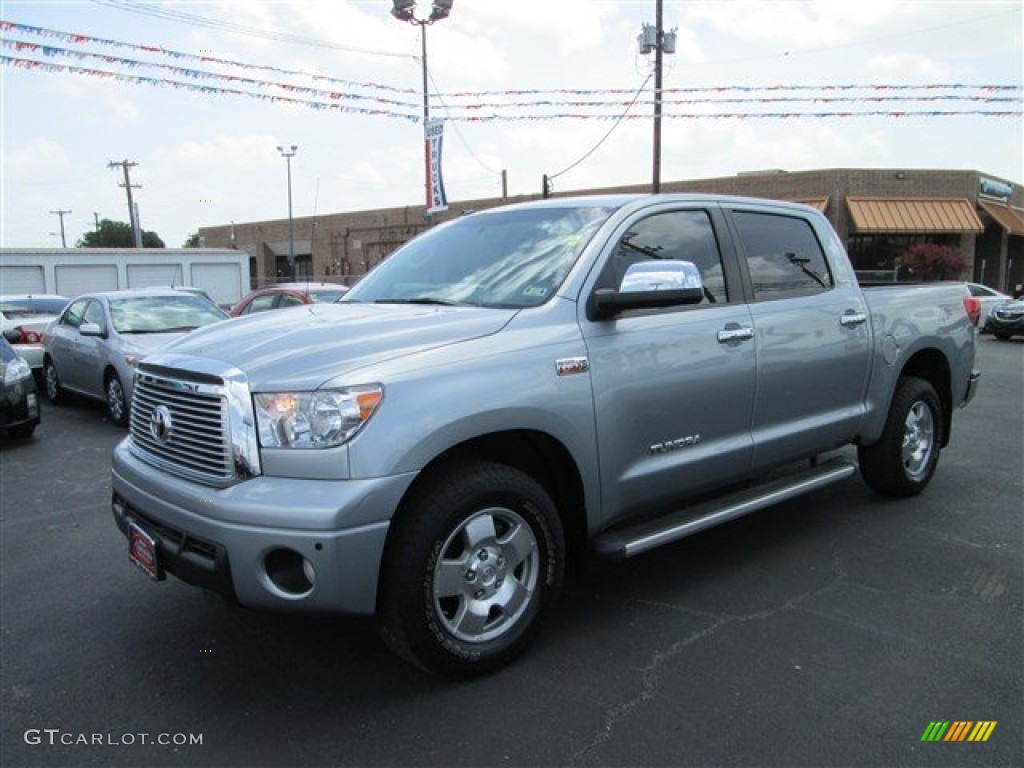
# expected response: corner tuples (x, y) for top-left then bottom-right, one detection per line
(121, 326), (201, 334)
(375, 297), (462, 306)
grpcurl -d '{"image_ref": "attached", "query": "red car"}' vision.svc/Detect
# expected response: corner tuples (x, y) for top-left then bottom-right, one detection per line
(229, 282), (349, 317)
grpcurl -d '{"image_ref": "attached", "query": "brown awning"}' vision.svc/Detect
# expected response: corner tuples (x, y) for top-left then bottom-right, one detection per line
(791, 197), (829, 213)
(979, 200), (1024, 236)
(847, 197), (984, 234)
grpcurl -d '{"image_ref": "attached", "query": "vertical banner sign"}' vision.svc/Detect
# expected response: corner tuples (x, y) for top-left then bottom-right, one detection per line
(425, 119), (448, 214)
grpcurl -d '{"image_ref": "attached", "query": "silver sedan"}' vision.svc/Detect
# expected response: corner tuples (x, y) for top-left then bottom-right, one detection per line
(42, 288), (228, 426)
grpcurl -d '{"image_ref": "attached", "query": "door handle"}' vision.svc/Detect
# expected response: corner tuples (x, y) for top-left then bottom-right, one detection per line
(840, 311), (868, 328)
(717, 325), (754, 343)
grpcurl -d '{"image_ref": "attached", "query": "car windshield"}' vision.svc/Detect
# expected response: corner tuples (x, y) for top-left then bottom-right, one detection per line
(109, 295), (227, 334)
(343, 205), (615, 309)
(0, 297), (68, 316)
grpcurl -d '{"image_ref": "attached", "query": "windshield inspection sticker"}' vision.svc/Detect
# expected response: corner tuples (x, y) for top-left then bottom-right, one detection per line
(522, 286), (548, 298)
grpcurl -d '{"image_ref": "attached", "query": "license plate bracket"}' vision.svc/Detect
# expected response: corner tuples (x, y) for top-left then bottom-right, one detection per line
(129, 521), (164, 581)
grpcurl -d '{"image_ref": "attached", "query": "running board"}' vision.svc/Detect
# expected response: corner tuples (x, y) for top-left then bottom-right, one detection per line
(592, 458), (857, 559)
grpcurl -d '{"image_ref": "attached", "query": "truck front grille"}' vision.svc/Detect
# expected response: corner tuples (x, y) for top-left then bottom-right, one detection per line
(129, 371), (233, 485)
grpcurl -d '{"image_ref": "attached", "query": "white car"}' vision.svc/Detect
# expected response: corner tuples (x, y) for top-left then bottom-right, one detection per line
(0, 294), (69, 370)
(967, 283), (1012, 332)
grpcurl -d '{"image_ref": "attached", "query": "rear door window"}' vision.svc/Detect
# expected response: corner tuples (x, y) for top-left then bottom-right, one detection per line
(732, 211), (833, 301)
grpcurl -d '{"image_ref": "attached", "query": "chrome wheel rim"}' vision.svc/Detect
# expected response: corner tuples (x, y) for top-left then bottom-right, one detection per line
(107, 377), (126, 422)
(902, 401), (935, 480)
(432, 507), (540, 644)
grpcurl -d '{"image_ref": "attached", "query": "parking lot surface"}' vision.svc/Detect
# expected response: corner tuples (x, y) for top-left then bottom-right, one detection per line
(2, 339), (1021, 768)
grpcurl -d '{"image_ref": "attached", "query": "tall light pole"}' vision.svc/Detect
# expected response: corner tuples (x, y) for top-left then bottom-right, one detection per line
(276, 144), (297, 267)
(390, 1), (453, 227)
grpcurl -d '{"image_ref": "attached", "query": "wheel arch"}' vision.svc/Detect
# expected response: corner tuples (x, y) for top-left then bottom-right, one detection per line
(898, 348), (953, 447)
(383, 429), (589, 567)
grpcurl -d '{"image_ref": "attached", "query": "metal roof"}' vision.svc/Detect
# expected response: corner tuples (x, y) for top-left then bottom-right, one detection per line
(846, 197), (984, 234)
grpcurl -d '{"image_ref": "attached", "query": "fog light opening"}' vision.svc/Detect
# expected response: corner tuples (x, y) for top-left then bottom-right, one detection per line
(264, 549), (315, 595)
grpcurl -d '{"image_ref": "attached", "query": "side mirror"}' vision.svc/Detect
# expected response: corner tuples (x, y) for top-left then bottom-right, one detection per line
(79, 322), (106, 338)
(590, 260), (705, 320)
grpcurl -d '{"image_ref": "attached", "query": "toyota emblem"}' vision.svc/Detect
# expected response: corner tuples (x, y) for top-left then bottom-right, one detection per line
(149, 405), (173, 443)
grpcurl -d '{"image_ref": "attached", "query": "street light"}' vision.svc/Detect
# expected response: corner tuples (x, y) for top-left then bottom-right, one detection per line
(276, 144), (297, 267)
(390, 1), (453, 226)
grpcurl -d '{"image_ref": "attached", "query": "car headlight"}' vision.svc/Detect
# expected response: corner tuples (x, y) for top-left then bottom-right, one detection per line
(4, 357), (32, 384)
(122, 353), (143, 368)
(254, 385), (383, 449)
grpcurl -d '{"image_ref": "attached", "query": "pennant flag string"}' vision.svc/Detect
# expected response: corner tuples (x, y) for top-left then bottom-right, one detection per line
(0, 19), (419, 95)
(2, 19), (1019, 105)
(2, 53), (1019, 122)
(0, 55), (420, 121)
(0, 37), (421, 109)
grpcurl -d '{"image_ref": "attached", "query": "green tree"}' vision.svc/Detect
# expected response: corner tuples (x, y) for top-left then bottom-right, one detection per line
(76, 219), (165, 248)
(182, 231), (201, 248)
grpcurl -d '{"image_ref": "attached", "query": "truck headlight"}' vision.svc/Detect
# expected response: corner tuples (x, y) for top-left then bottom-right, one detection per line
(254, 385), (383, 449)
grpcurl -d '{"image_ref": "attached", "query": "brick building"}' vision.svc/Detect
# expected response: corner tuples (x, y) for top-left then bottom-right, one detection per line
(199, 167), (1023, 293)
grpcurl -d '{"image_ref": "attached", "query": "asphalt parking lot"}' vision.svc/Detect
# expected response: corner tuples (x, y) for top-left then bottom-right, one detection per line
(1, 338), (1021, 768)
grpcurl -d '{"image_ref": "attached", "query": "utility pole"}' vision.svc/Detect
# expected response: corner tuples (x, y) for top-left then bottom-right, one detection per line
(638, 2), (676, 193)
(108, 160), (142, 247)
(653, 0), (663, 193)
(93, 211), (100, 232)
(49, 209), (71, 248)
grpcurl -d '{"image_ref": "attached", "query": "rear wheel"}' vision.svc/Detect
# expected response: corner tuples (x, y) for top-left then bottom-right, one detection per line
(993, 332), (1012, 340)
(43, 358), (67, 405)
(858, 376), (942, 497)
(105, 371), (129, 427)
(378, 461), (564, 678)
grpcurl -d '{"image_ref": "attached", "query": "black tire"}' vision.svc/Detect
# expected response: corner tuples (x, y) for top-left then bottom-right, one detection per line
(43, 358), (67, 405)
(993, 332), (1011, 341)
(9, 423), (36, 438)
(105, 371), (129, 427)
(377, 460), (565, 678)
(858, 376), (943, 497)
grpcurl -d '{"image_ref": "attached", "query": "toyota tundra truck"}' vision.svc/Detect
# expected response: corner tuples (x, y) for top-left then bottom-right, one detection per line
(111, 194), (980, 676)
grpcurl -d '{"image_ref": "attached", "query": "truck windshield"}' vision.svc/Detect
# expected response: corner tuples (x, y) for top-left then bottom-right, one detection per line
(343, 205), (615, 309)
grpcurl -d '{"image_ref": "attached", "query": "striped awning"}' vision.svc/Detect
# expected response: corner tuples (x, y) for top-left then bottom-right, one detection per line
(847, 197), (984, 234)
(978, 200), (1024, 236)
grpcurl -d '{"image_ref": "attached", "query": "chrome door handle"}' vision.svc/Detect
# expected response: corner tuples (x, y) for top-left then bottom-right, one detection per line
(717, 326), (754, 343)
(840, 311), (868, 328)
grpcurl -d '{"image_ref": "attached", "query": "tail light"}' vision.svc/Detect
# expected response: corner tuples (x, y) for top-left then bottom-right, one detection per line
(8, 327), (43, 344)
(963, 297), (981, 327)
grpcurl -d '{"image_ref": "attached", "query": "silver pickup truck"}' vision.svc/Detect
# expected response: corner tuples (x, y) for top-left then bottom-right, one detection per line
(111, 194), (979, 677)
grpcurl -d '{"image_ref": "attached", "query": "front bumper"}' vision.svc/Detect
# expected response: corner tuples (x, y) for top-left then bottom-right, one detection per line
(0, 378), (39, 429)
(111, 439), (418, 615)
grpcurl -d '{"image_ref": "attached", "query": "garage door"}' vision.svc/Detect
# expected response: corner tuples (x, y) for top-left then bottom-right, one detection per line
(191, 263), (240, 307)
(0, 266), (46, 294)
(127, 263), (184, 289)
(55, 265), (119, 297)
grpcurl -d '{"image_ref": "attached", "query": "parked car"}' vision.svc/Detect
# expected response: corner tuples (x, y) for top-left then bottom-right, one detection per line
(0, 335), (40, 438)
(983, 297), (1024, 339)
(229, 282), (349, 317)
(0, 294), (69, 371)
(43, 288), (228, 425)
(966, 283), (1011, 333)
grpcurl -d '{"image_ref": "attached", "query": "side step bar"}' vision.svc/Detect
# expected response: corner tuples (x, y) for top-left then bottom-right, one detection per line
(592, 458), (857, 559)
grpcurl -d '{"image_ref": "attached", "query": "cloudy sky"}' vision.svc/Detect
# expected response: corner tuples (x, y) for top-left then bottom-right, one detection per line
(1, 0), (1021, 249)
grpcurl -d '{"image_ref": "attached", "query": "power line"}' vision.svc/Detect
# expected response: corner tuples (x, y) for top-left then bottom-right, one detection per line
(549, 73), (653, 182)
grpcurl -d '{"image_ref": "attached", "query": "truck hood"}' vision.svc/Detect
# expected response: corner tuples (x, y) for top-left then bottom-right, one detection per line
(151, 302), (517, 391)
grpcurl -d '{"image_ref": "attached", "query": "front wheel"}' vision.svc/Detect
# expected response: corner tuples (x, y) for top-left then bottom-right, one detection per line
(858, 376), (943, 497)
(105, 371), (129, 427)
(377, 461), (564, 678)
